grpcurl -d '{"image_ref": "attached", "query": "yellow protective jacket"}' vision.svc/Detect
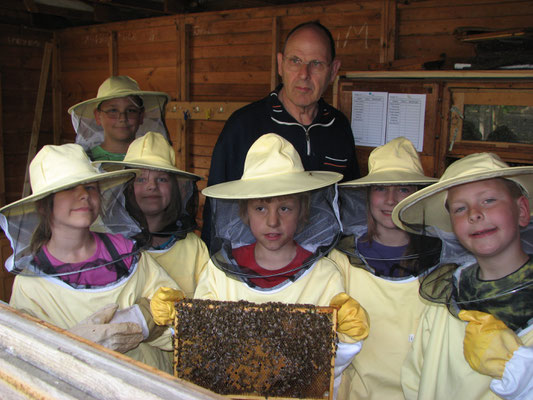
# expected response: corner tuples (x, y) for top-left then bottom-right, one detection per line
(329, 248), (426, 400)
(402, 303), (533, 400)
(194, 255), (344, 305)
(10, 251), (179, 374)
(148, 232), (209, 298)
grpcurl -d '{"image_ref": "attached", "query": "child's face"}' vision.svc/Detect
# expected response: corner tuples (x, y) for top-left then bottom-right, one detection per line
(369, 185), (417, 231)
(133, 169), (172, 218)
(447, 178), (530, 259)
(247, 196), (301, 258)
(94, 97), (144, 144)
(51, 184), (101, 231)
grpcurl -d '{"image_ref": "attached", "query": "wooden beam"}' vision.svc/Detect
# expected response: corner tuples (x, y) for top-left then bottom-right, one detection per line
(178, 21), (190, 102)
(52, 33), (62, 145)
(22, 41), (53, 198)
(175, 20), (191, 171)
(166, 101), (249, 122)
(270, 16), (280, 91)
(0, 303), (224, 400)
(0, 73), (5, 207)
(342, 70), (533, 79)
(380, 0), (397, 64)
(109, 30), (118, 77)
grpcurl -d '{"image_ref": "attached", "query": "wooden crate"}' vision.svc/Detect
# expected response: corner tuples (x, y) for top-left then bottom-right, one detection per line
(174, 299), (337, 400)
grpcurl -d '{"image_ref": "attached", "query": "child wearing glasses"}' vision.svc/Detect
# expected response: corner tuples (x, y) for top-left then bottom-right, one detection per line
(68, 75), (170, 161)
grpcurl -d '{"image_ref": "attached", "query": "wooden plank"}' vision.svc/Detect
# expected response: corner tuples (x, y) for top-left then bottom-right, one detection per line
(190, 83), (270, 100)
(22, 41), (52, 197)
(176, 19), (191, 171)
(192, 56), (270, 73)
(191, 31), (272, 47)
(117, 43), (178, 68)
(398, 0), (533, 21)
(179, 21), (190, 102)
(343, 70), (533, 79)
(109, 30), (118, 76)
(0, 74), (4, 206)
(271, 16), (280, 91)
(191, 71), (270, 85)
(52, 33), (62, 145)
(166, 101), (249, 121)
(399, 15), (533, 36)
(380, 0), (396, 64)
(0, 303), (224, 400)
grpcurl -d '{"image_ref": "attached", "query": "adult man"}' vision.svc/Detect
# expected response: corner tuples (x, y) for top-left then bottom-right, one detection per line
(202, 21), (360, 246)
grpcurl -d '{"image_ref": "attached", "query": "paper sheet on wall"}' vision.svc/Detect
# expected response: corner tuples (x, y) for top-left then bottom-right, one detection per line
(351, 91), (426, 151)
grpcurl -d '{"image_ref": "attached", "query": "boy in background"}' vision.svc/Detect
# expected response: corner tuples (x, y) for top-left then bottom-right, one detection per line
(68, 75), (169, 161)
(393, 152), (533, 399)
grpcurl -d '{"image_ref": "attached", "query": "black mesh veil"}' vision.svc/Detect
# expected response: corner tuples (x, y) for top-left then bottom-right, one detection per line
(207, 185), (342, 283)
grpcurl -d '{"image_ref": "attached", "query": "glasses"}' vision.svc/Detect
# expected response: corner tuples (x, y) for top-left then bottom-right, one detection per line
(98, 108), (142, 119)
(283, 56), (330, 74)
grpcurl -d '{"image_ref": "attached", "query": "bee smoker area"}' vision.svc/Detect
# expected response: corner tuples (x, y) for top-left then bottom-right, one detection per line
(173, 299), (337, 399)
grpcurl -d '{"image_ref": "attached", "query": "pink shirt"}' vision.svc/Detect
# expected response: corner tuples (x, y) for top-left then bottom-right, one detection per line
(42, 232), (134, 287)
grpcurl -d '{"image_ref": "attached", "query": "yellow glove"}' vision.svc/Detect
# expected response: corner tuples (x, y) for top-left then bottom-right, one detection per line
(150, 287), (185, 326)
(330, 293), (370, 343)
(459, 310), (522, 379)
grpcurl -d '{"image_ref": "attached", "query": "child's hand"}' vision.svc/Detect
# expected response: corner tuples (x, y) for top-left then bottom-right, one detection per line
(68, 304), (144, 353)
(150, 287), (185, 326)
(459, 310), (522, 378)
(330, 292), (370, 343)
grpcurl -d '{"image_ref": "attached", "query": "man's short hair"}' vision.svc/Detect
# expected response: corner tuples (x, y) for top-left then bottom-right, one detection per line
(282, 20), (336, 61)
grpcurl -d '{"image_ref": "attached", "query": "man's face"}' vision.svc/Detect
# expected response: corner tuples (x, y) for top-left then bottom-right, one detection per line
(447, 178), (530, 260)
(277, 26), (340, 112)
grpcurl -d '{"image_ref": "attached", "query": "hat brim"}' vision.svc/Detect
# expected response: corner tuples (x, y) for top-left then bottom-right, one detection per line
(340, 170), (437, 187)
(0, 169), (139, 217)
(392, 166), (533, 233)
(97, 160), (201, 181)
(68, 91), (170, 119)
(202, 171), (342, 199)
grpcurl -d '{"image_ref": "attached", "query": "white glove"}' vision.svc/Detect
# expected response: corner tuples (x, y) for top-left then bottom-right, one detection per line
(110, 304), (149, 340)
(68, 304), (144, 353)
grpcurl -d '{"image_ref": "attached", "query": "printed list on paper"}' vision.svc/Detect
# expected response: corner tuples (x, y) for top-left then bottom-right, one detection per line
(350, 91), (426, 151)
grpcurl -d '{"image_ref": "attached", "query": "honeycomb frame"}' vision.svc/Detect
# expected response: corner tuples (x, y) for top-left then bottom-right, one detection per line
(173, 299), (337, 400)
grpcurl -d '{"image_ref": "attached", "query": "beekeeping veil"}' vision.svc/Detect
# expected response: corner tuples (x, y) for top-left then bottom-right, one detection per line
(68, 75), (170, 151)
(100, 131), (202, 245)
(337, 137), (441, 278)
(201, 133), (343, 284)
(392, 152), (533, 322)
(0, 143), (142, 283)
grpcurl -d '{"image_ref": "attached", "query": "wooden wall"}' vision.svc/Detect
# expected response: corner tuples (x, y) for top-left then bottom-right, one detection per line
(0, 0), (532, 301)
(0, 24), (54, 206)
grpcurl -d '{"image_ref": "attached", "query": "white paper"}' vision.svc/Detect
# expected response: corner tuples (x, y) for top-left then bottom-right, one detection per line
(350, 91), (426, 151)
(351, 91), (387, 147)
(386, 93), (426, 152)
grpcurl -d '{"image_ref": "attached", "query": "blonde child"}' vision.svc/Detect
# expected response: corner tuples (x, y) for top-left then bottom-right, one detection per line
(328, 137), (441, 399)
(151, 133), (370, 396)
(68, 75), (169, 161)
(102, 131), (209, 297)
(0, 143), (181, 374)
(393, 152), (533, 399)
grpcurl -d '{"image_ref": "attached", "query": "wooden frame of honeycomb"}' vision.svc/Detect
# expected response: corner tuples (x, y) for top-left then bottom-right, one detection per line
(173, 299), (337, 400)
